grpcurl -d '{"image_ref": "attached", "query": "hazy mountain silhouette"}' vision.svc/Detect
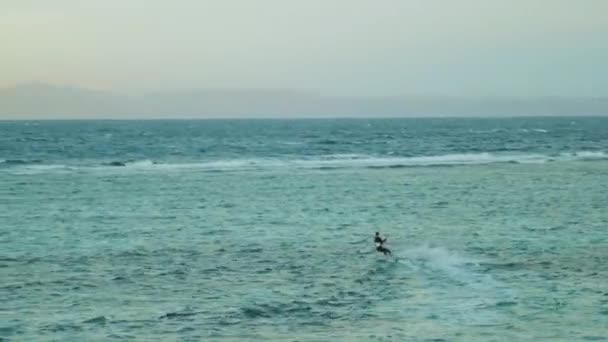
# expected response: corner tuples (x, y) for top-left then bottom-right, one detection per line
(1, 83), (606, 119)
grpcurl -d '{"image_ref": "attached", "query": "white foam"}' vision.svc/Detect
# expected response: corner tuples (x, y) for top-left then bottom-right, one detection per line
(124, 159), (155, 168)
(1, 164), (72, 175)
(278, 140), (305, 145)
(402, 245), (473, 271)
(24, 164), (70, 170)
(292, 152), (549, 167)
(399, 245), (514, 297)
(468, 128), (505, 134)
(118, 159), (285, 171)
(568, 151), (608, 160)
(2, 151), (606, 174)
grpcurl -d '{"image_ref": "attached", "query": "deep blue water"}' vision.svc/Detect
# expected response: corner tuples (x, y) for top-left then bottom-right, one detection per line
(2, 117), (608, 341)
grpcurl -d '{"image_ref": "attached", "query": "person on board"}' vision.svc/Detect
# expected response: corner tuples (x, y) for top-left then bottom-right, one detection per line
(374, 232), (392, 256)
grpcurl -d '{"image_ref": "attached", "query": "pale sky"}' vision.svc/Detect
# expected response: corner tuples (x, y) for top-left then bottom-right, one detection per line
(2, 0), (607, 97)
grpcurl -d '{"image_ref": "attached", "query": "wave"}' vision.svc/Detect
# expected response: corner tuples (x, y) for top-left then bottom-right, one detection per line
(82, 316), (108, 324)
(298, 151), (607, 169)
(468, 128), (549, 134)
(101, 159), (156, 168)
(0, 159), (43, 166)
(2, 151), (606, 174)
(468, 128), (506, 134)
(92, 153), (546, 171)
(519, 128), (549, 133)
(568, 151), (608, 160)
(159, 311), (199, 319)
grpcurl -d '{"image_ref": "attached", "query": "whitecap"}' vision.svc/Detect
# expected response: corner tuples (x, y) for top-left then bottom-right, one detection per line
(3, 151), (607, 174)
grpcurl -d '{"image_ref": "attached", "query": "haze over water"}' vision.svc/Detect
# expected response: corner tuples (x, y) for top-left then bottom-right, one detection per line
(2, 1), (608, 102)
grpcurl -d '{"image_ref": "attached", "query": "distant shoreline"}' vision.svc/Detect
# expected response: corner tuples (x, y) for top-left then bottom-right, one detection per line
(2, 84), (607, 120)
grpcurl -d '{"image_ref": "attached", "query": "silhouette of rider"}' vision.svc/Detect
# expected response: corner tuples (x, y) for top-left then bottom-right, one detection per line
(374, 232), (392, 256)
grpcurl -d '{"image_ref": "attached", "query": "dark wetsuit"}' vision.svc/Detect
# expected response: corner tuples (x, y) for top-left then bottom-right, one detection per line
(374, 235), (391, 256)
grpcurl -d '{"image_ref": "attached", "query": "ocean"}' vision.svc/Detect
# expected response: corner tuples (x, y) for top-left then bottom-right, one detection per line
(1, 117), (607, 341)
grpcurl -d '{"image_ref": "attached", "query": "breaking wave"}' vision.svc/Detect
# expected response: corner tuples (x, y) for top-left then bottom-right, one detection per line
(1, 151), (607, 174)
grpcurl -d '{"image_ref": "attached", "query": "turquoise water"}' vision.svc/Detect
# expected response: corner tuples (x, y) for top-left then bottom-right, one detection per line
(1, 118), (608, 341)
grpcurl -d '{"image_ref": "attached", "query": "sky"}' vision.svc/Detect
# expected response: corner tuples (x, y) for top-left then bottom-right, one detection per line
(1, 0), (608, 97)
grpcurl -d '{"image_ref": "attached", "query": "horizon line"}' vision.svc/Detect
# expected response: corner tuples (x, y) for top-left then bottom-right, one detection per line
(2, 114), (608, 121)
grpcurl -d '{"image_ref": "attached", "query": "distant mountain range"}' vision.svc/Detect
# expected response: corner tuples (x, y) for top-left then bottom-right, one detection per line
(1, 83), (607, 119)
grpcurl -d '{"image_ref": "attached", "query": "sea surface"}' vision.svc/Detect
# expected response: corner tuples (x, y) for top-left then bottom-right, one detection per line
(1, 117), (607, 341)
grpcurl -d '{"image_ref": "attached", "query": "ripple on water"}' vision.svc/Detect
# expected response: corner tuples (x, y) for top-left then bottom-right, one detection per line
(159, 311), (199, 320)
(82, 316), (108, 324)
(3, 118), (608, 341)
